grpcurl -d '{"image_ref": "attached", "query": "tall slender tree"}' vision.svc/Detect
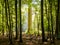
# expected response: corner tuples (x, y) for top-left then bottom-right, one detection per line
(28, 0), (32, 34)
(7, 0), (12, 44)
(44, 0), (50, 41)
(56, 0), (60, 39)
(47, 0), (51, 39)
(50, 0), (54, 43)
(41, 0), (45, 42)
(55, 0), (59, 39)
(4, 0), (8, 36)
(15, 0), (18, 39)
(19, 0), (23, 42)
(2, 2), (4, 36)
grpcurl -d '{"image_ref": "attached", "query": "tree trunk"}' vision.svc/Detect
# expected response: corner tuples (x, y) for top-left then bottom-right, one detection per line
(2, 3), (4, 36)
(55, 0), (59, 38)
(15, 0), (18, 39)
(7, 0), (12, 44)
(4, 0), (8, 36)
(28, 6), (32, 34)
(41, 0), (45, 42)
(50, 0), (54, 43)
(46, 0), (50, 39)
(56, 0), (60, 39)
(19, 0), (23, 42)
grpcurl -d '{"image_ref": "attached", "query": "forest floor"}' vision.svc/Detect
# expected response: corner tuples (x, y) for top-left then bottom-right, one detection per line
(0, 34), (60, 45)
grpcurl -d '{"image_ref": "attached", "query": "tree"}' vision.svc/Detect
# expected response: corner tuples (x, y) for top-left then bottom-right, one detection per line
(15, 0), (18, 39)
(55, 0), (59, 38)
(56, 0), (60, 39)
(1, 1), (4, 36)
(28, 0), (32, 34)
(7, 0), (12, 44)
(19, 0), (23, 42)
(4, 0), (8, 36)
(50, 0), (54, 43)
(41, 0), (45, 42)
(47, 0), (51, 41)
